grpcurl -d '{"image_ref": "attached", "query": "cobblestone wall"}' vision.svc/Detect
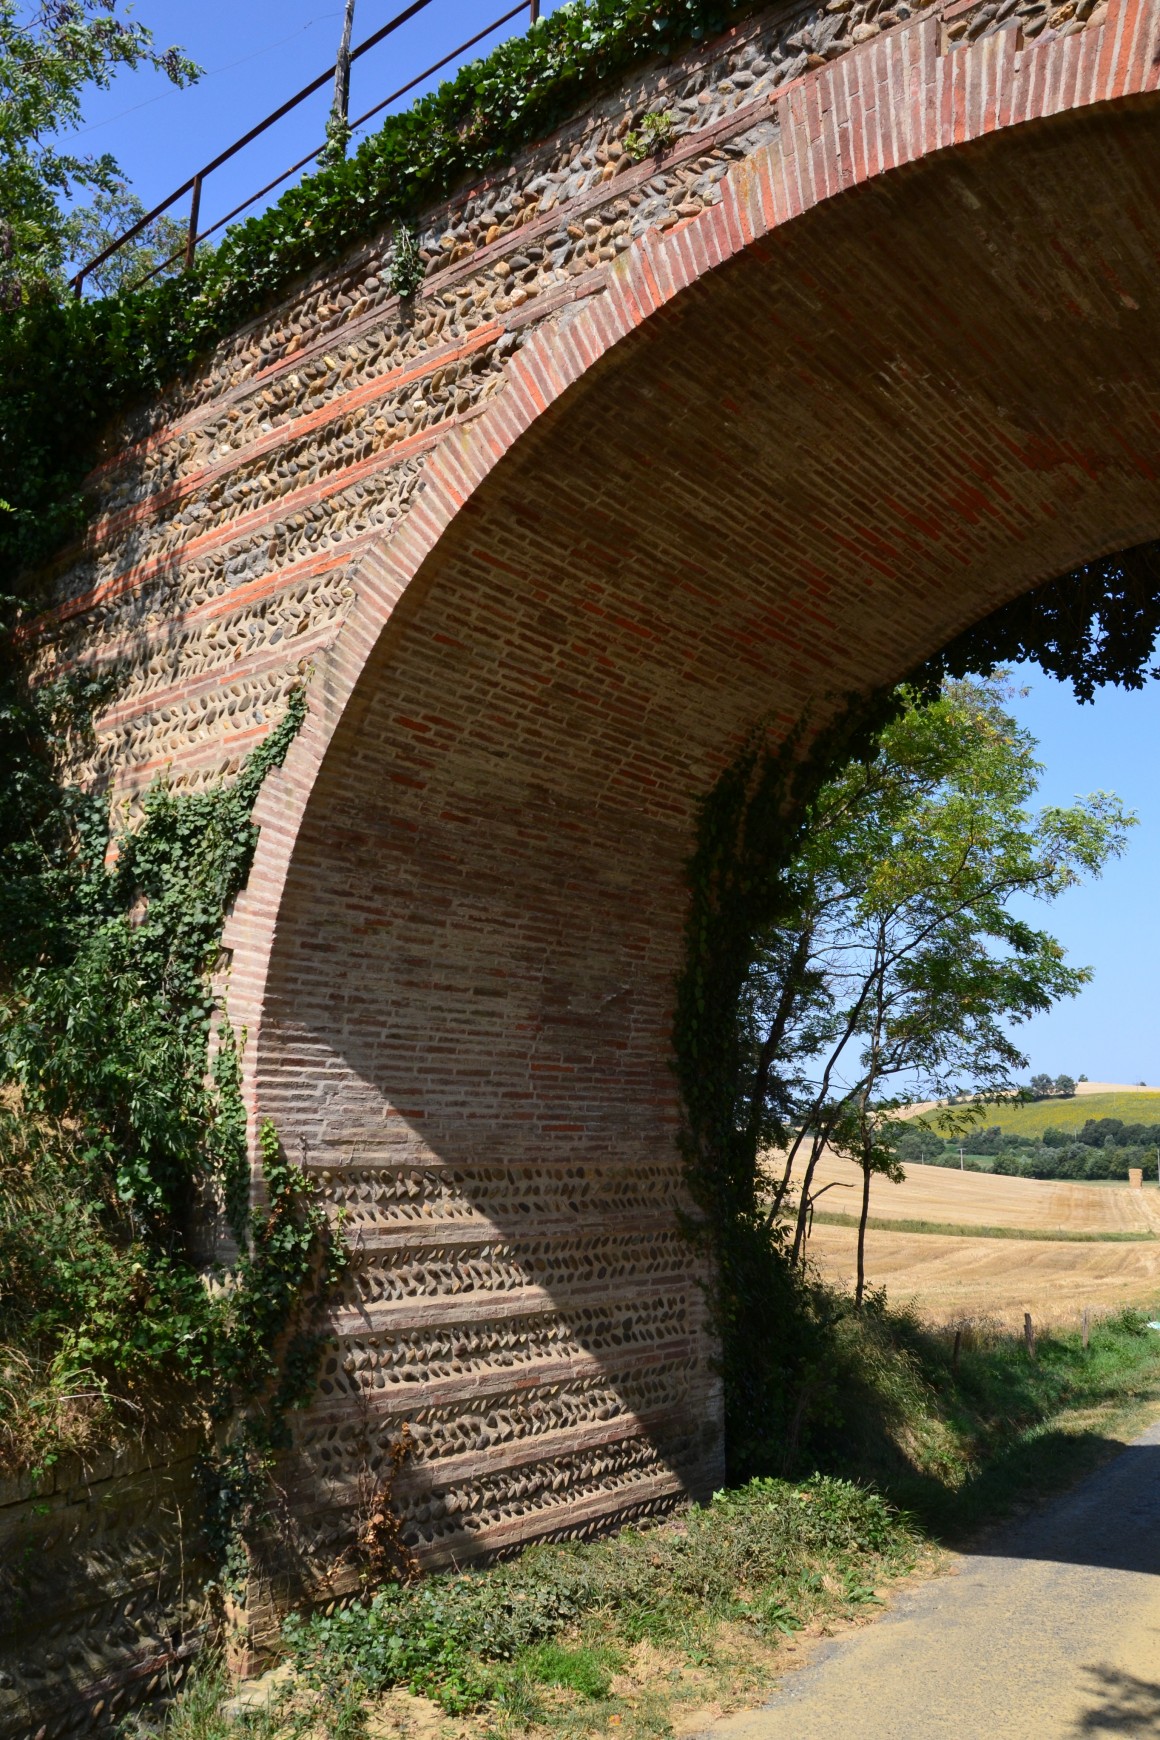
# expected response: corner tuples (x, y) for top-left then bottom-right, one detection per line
(12, 0), (1160, 1720)
(0, 1438), (208, 1739)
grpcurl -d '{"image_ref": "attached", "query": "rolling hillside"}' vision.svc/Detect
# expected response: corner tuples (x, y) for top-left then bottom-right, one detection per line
(803, 1154), (1160, 1325)
(923, 1089), (1160, 1141)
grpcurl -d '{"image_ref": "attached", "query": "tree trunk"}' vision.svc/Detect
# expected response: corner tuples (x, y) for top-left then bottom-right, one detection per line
(855, 1148), (872, 1308)
(790, 1133), (826, 1264)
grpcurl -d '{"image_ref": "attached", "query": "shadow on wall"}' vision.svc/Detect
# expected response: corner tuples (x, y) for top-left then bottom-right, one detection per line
(253, 95), (1160, 1595)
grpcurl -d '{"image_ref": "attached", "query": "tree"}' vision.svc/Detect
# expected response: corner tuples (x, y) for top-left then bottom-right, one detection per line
(1030, 1072), (1055, 1098)
(1055, 1073), (1076, 1098)
(61, 181), (189, 296)
(0, 0), (198, 302)
(754, 679), (1132, 1302)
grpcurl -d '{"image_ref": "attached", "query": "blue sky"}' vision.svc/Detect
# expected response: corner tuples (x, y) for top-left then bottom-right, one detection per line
(68, 0), (561, 253)
(999, 668), (1160, 1088)
(66, 6), (1159, 1086)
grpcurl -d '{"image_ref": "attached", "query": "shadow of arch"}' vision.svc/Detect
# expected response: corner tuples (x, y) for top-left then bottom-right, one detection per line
(220, 29), (1160, 1595)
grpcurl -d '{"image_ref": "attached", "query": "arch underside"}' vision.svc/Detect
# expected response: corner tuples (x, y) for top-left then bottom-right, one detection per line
(254, 98), (1160, 1591)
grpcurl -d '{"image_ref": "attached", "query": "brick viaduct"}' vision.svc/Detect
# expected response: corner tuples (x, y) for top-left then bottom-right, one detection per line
(7, 0), (1160, 1721)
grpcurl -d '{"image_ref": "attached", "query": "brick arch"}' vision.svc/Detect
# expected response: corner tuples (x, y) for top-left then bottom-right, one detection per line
(220, 0), (1160, 1591)
(226, 0), (1160, 1067)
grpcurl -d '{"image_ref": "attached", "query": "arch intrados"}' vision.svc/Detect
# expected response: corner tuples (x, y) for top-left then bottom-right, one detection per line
(223, 6), (1160, 1132)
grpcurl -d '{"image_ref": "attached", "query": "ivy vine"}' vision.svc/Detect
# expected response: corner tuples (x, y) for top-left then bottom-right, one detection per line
(0, 641), (344, 1559)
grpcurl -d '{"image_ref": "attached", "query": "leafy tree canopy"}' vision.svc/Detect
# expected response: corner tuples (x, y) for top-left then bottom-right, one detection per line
(0, 0), (198, 303)
(751, 678), (1132, 1293)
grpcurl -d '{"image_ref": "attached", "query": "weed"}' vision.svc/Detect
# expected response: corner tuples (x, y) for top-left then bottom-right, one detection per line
(281, 1474), (916, 1715)
(623, 110), (676, 159)
(386, 225), (424, 299)
(522, 1641), (620, 1699)
(143, 1292), (1160, 1740)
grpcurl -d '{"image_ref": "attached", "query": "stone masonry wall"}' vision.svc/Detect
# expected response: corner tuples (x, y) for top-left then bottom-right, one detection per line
(0, 1437), (209, 1739)
(29, 0), (1104, 797)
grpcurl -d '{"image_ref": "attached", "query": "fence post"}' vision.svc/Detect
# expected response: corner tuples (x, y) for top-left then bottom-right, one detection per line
(529, 0), (540, 18)
(1082, 1306), (1090, 1350)
(330, 0), (357, 152)
(952, 1328), (962, 1372)
(1024, 1311), (1036, 1360)
(184, 174), (203, 270)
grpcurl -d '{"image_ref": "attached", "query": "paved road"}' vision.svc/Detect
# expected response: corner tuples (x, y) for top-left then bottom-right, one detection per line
(707, 1419), (1160, 1738)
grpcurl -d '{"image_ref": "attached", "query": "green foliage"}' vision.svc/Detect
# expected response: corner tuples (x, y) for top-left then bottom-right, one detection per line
(385, 224), (424, 300)
(962, 1088), (1160, 1139)
(64, 180), (190, 296)
(0, 0), (780, 581)
(0, 0), (198, 301)
(3, 687), (306, 1227)
(150, 1291), (1160, 1737)
(899, 1102), (1160, 1180)
(0, 674), (333, 1482)
(880, 1304), (1160, 1537)
(522, 1641), (620, 1699)
(675, 602), (1160, 1477)
(282, 1474), (918, 1713)
(755, 678), (1131, 1289)
(623, 108), (677, 158)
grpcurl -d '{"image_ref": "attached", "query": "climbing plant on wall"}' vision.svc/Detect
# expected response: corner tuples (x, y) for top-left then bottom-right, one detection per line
(0, 653), (341, 1499)
(1, 0), (788, 586)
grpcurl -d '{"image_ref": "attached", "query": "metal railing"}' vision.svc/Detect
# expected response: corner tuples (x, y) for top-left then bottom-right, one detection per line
(71, 0), (543, 298)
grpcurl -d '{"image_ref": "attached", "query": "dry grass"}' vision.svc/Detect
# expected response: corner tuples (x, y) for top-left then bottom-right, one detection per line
(803, 1154), (1160, 1328)
(805, 1151), (1160, 1233)
(808, 1222), (1160, 1329)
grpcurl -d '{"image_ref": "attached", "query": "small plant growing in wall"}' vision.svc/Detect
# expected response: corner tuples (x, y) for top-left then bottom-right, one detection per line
(624, 109), (677, 161)
(387, 224), (426, 299)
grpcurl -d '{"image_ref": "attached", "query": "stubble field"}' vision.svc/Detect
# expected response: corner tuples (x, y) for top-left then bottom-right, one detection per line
(798, 1153), (1160, 1328)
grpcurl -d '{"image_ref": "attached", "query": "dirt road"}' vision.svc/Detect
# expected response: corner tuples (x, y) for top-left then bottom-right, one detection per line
(705, 1418), (1160, 1738)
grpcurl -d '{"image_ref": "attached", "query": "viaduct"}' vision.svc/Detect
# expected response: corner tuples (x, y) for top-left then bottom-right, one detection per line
(5, 0), (1160, 1725)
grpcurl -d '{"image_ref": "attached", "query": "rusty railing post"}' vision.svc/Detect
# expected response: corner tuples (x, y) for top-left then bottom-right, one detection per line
(529, 0), (539, 19)
(184, 173), (203, 270)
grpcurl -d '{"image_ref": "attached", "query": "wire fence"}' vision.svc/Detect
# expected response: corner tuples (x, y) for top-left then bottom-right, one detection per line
(71, 0), (542, 299)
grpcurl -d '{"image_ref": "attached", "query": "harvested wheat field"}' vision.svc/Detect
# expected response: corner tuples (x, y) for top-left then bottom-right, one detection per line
(789, 1155), (1160, 1329)
(801, 1152), (1160, 1234)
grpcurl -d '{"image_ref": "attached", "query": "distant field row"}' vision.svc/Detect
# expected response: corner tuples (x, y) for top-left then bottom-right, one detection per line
(919, 1089), (1160, 1140)
(802, 1150), (1160, 1326)
(811, 1210), (1155, 1243)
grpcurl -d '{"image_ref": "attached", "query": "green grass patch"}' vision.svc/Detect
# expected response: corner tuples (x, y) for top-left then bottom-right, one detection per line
(521, 1640), (621, 1700)
(812, 1210), (1155, 1242)
(815, 1302), (1160, 1541)
(280, 1474), (915, 1719)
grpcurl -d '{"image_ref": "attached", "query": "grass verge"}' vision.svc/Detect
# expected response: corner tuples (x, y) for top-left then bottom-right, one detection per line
(129, 1302), (1160, 1740)
(811, 1210), (1155, 1242)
